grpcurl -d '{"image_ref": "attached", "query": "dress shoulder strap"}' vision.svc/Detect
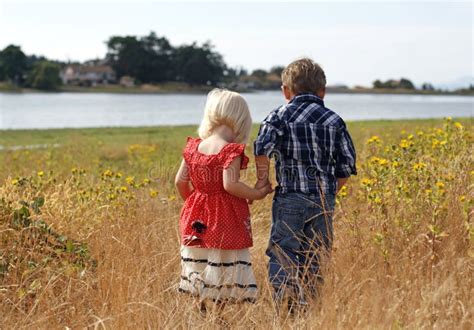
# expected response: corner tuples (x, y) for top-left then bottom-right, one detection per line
(220, 143), (249, 169)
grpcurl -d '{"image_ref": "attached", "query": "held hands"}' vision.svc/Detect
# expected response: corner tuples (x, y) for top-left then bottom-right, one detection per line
(248, 179), (274, 204)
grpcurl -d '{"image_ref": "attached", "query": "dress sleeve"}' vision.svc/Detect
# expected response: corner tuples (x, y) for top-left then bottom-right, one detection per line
(183, 137), (199, 164)
(222, 143), (249, 169)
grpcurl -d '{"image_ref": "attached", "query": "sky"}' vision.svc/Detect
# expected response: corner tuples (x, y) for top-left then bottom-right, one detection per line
(0, 0), (472, 87)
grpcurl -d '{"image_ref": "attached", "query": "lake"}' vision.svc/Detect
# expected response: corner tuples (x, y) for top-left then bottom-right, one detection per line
(0, 91), (472, 130)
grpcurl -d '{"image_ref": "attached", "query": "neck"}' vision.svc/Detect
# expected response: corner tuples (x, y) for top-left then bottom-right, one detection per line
(213, 125), (235, 142)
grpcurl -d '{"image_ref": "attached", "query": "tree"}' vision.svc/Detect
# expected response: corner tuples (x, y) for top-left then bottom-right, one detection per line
(106, 32), (173, 83)
(269, 66), (285, 77)
(399, 78), (415, 90)
(421, 83), (435, 91)
(0, 45), (27, 85)
(173, 42), (225, 85)
(27, 61), (61, 90)
(251, 69), (267, 80)
(373, 80), (383, 89)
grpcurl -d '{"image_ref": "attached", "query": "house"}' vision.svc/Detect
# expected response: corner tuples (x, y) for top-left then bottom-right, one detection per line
(119, 76), (135, 87)
(61, 60), (116, 86)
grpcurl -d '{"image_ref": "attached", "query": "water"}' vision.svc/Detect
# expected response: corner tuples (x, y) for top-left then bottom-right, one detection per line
(0, 91), (472, 130)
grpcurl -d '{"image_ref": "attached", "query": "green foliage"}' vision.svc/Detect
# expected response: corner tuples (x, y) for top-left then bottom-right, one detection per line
(0, 45), (27, 85)
(27, 61), (61, 90)
(251, 69), (268, 80)
(421, 83), (435, 91)
(106, 32), (226, 85)
(106, 32), (173, 83)
(269, 66), (284, 77)
(173, 42), (225, 85)
(373, 78), (415, 90)
(399, 78), (415, 89)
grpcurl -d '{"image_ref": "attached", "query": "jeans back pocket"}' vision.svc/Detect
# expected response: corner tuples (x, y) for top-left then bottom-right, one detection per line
(275, 204), (306, 237)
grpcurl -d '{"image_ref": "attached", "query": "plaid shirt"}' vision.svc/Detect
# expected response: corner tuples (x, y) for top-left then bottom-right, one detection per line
(254, 94), (357, 195)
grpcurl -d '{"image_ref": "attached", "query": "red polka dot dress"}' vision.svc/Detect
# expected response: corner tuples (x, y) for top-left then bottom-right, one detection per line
(178, 137), (257, 302)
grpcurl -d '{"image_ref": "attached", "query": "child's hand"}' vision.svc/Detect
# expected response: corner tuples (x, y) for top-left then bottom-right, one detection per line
(248, 180), (273, 204)
(257, 182), (274, 197)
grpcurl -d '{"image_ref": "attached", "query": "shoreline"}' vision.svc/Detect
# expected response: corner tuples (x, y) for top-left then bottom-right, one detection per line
(1, 117), (471, 133)
(0, 84), (473, 97)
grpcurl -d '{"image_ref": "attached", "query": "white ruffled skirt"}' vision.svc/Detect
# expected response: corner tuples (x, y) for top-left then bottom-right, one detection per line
(178, 246), (258, 303)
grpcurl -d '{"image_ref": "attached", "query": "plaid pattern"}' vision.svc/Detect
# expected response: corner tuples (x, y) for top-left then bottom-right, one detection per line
(254, 94), (357, 195)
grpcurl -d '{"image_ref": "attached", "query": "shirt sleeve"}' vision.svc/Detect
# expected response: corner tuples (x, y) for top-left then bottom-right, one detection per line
(335, 124), (357, 178)
(253, 110), (284, 157)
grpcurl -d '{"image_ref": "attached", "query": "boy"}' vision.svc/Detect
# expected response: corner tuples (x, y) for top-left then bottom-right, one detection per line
(253, 58), (357, 307)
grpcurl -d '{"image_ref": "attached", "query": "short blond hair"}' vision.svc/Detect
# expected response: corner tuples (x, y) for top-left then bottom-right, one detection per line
(198, 89), (252, 143)
(282, 58), (326, 95)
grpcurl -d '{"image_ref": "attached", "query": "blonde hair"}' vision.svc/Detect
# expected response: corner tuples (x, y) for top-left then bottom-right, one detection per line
(198, 89), (252, 143)
(282, 57), (326, 95)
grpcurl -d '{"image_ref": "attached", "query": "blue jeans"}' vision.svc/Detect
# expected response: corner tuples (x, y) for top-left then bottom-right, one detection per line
(266, 191), (335, 304)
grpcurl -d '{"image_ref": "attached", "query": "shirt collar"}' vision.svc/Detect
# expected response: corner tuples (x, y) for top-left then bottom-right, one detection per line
(290, 93), (325, 107)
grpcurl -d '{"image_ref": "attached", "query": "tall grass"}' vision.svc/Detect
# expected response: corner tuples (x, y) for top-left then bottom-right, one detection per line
(1, 119), (472, 328)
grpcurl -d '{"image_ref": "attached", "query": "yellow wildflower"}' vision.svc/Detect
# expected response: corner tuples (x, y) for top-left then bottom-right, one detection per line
(412, 162), (427, 171)
(399, 139), (413, 149)
(445, 116), (452, 122)
(11, 178), (19, 185)
(126, 176), (135, 185)
(71, 167), (78, 174)
(120, 186), (128, 193)
(168, 194), (177, 201)
(361, 178), (375, 187)
(115, 172), (123, 178)
(37, 171), (44, 177)
(366, 135), (381, 144)
(454, 122), (463, 130)
(338, 186), (348, 198)
(150, 190), (158, 198)
(103, 169), (113, 178)
(392, 161), (400, 168)
(378, 158), (389, 167)
(435, 181), (445, 189)
(459, 195), (466, 202)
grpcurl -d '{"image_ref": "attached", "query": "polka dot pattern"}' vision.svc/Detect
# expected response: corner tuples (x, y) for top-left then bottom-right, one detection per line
(179, 137), (253, 250)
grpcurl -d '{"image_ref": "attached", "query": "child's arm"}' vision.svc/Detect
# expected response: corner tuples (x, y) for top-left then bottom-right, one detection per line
(337, 177), (349, 193)
(223, 157), (272, 200)
(175, 159), (193, 200)
(255, 155), (271, 188)
(335, 124), (357, 194)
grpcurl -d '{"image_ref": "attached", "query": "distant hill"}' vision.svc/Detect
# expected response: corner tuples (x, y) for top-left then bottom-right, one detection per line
(434, 76), (473, 91)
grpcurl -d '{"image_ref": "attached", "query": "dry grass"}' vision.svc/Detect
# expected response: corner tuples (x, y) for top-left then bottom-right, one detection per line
(1, 119), (473, 329)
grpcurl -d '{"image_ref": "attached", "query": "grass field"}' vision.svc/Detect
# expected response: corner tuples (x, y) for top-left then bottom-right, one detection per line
(1, 118), (473, 328)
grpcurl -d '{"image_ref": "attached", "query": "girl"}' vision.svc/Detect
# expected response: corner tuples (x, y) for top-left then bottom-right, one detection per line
(175, 89), (272, 308)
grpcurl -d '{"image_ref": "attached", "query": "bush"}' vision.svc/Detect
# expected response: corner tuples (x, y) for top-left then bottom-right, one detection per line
(27, 61), (61, 90)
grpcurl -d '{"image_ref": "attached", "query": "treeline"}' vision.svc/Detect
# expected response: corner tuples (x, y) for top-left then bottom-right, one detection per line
(0, 45), (62, 90)
(0, 31), (285, 90)
(106, 32), (226, 85)
(372, 78), (445, 92)
(105, 32), (285, 88)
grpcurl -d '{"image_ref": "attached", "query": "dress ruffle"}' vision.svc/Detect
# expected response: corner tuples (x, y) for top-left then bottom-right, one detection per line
(179, 246), (257, 303)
